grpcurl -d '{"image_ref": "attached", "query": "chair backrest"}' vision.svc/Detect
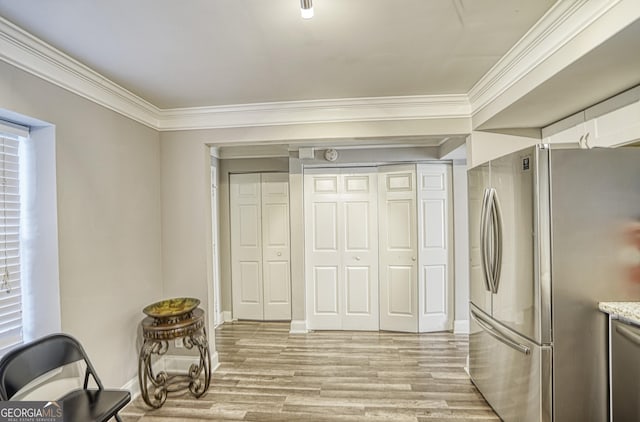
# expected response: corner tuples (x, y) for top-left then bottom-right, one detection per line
(0, 333), (93, 400)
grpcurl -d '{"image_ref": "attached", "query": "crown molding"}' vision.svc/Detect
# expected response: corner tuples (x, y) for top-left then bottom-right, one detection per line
(0, 16), (471, 132)
(156, 95), (471, 131)
(0, 16), (160, 128)
(468, 0), (623, 118)
(1, 0), (613, 133)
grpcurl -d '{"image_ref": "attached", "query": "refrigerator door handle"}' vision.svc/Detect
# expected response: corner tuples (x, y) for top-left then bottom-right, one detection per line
(489, 189), (503, 294)
(616, 324), (640, 346)
(471, 309), (531, 355)
(480, 188), (492, 292)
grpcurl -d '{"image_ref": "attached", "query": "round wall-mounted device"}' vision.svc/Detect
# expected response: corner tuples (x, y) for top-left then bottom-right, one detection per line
(324, 148), (338, 162)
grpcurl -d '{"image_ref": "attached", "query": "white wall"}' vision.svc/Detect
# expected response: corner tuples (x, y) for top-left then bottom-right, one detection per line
(452, 160), (469, 333)
(288, 157), (305, 323)
(0, 61), (163, 388)
(160, 134), (213, 314)
(19, 125), (61, 342)
(158, 133), (218, 363)
(466, 130), (540, 168)
(0, 55), (475, 390)
(209, 154), (222, 326)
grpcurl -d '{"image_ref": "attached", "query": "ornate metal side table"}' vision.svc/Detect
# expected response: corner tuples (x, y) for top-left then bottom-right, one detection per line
(138, 298), (212, 408)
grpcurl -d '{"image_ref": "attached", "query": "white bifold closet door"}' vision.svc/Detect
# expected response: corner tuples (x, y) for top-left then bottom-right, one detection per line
(230, 173), (291, 321)
(417, 164), (453, 332)
(304, 168), (379, 330)
(378, 165), (419, 332)
(304, 164), (451, 333)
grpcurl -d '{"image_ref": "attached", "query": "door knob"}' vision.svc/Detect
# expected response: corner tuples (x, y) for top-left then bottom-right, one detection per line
(412, 257), (416, 261)
(277, 252), (282, 256)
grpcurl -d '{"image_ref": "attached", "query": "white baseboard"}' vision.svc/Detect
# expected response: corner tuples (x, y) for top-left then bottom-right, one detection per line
(454, 319), (470, 334)
(210, 351), (220, 372)
(164, 354), (200, 372)
(222, 311), (233, 322)
(214, 311), (224, 327)
(289, 320), (308, 334)
(121, 358), (164, 400)
(464, 354), (470, 376)
(121, 374), (141, 401)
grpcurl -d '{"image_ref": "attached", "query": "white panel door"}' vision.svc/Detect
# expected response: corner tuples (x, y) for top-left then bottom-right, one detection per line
(305, 172), (341, 329)
(261, 173), (292, 320)
(230, 173), (264, 320)
(231, 173), (291, 321)
(417, 164), (452, 332)
(305, 168), (378, 330)
(341, 169), (378, 330)
(378, 165), (418, 333)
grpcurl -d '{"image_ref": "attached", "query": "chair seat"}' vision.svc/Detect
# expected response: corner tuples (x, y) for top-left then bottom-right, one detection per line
(60, 389), (131, 422)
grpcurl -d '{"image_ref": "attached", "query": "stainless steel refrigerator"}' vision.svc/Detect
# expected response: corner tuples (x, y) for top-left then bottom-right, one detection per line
(468, 145), (640, 422)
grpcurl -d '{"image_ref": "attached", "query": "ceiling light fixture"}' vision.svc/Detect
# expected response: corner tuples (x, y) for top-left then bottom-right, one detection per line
(300, 0), (314, 19)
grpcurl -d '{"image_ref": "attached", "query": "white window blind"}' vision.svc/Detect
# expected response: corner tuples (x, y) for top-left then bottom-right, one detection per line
(0, 135), (22, 352)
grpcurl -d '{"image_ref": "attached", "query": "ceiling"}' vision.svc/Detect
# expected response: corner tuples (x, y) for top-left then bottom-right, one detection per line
(480, 18), (640, 129)
(0, 0), (555, 109)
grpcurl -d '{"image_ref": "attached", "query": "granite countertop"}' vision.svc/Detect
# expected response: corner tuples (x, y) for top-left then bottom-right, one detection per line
(599, 302), (640, 326)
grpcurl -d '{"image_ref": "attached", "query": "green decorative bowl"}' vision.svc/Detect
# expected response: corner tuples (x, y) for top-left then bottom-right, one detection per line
(143, 297), (200, 318)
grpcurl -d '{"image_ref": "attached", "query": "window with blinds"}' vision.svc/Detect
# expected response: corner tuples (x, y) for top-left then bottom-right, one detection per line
(0, 135), (21, 353)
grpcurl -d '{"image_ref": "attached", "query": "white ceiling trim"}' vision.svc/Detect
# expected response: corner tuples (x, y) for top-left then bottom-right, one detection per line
(468, 0), (623, 117)
(0, 15), (470, 131)
(0, 0), (602, 133)
(0, 16), (160, 128)
(156, 95), (471, 131)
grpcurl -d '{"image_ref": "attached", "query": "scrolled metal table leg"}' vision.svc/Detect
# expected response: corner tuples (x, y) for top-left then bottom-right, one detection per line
(183, 327), (212, 397)
(138, 339), (170, 408)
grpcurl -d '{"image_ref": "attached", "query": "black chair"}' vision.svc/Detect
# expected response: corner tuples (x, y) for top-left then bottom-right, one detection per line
(0, 333), (131, 422)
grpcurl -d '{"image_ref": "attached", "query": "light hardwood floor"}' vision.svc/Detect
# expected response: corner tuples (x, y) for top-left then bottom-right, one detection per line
(122, 321), (499, 421)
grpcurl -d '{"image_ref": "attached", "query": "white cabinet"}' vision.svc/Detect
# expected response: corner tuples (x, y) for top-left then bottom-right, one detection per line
(542, 112), (592, 148)
(545, 122), (589, 146)
(230, 173), (291, 321)
(543, 90), (640, 148)
(587, 100), (640, 148)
